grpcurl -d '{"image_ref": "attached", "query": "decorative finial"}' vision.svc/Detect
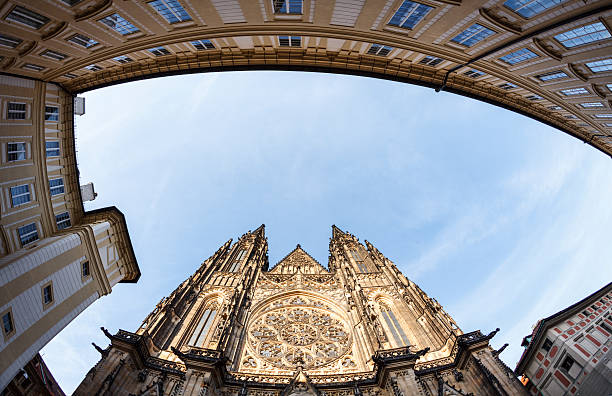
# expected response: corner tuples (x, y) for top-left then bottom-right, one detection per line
(297, 244), (301, 248)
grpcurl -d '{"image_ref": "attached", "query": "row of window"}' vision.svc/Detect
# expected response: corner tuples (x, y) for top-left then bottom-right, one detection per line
(9, 179), (65, 208)
(16, 214), (72, 247)
(4, 103), (59, 121)
(5, 141), (60, 162)
(1, 261), (90, 342)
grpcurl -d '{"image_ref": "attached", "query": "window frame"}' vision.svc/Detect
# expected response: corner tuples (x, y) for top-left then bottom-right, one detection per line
(450, 23), (496, 48)
(387, 0), (433, 30)
(7, 102), (27, 120)
(499, 47), (538, 65)
(17, 222), (39, 247)
(272, 0), (303, 15)
(148, 0), (192, 24)
(366, 43), (393, 56)
(98, 13), (140, 36)
(503, 0), (569, 19)
(0, 33), (22, 48)
(5, 5), (50, 30)
(41, 281), (54, 309)
(278, 36), (302, 47)
(7, 142), (27, 162)
(45, 105), (59, 122)
(148, 46), (171, 56)
(40, 49), (68, 61)
(1, 307), (16, 341)
(81, 260), (91, 281)
(192, 39), (215, 50)
(49, 177), (65, 196)
(10, 184), (31, 207)
(67, 33), (99, 49)
(553, 22), (611, 49)
(55, 212), (71, 230)
(46, 141), (60, 157)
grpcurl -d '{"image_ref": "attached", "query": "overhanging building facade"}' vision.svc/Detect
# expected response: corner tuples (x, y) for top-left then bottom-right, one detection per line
(75, 226), (526, 396)
(0, 0), (611, 156)
(0, 73), (140, 390)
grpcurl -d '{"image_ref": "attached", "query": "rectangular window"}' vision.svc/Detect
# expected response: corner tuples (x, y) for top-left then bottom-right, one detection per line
(526, 94), (543, 101)
(45, 106), (59, 121)
(542, 338), (553, 351)
(585, 58), (612, 73)
(600, 321), (612, 334)
(113, 55), (133, 64)
(367, 43), (393, 56)
(82, 261), (90, 277)
(18, 223), (38, 246)
(99, 13), (139, 35)
(608, 84), (612, 92)
(549, 105), (562, 110)
(10, 184), (31, 206)
(594, 114), (612, 119)
(464, 69), (485, 78)
(499, 48), (538, 65)
(503, 0), (568, 18)
(388, 0), (432, 30)
(49, 178), (65, 196)
(579, 102), (603, 108)
(148, 46), (171, 56)
(604, 123), (612, 127)
(7, 143), (26, 161)
(46, 141), (60, 157)
(67, 33), (98, 48)
(148, 0), (192, 23)
(499, 82), (517, 90)
(0, 33), (22, 48)
(5, 6), (50, 30)
(192, 39), (215, 50)
(40, 49), (67, 61)
(2, 310), (14, 337)
(536, 71), (567, 81)
(278, 36), (301, 47)
(55, 212), (71, 230)
(22, 64), (45, 72)
(419, 56), (444, 66)
(64, 73), (77, 79)
(560, 87), (588, 96)
(451, 24), (495, 47)
(85, 64), (102, 72)
(7, 102), (26, 120)
(42, 283), (53, 305)
(60, 0), (83, 5)
(554, 22), (611, 49)
(273, 0), (302, 14)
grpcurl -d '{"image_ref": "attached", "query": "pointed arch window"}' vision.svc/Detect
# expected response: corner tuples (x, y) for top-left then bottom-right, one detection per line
(188, 306), (217, 347)
(380, 305), (410, 346)
(228, 248), (247, 272)
(350, 250), (368, 273)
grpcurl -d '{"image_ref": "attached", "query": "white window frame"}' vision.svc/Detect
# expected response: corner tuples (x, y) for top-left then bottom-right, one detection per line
(17, 222), (39, 247)
(49, 177), (65, 196)
(7, 142), (26, 162)
(7, 102), (27, 120)
(10, 184), (31, 207)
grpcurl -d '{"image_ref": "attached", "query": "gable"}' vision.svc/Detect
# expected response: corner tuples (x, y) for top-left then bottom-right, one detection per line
(268, 245), (328, 274)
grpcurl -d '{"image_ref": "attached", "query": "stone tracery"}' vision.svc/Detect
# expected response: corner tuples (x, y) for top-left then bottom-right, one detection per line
(247, 303), (352, 370)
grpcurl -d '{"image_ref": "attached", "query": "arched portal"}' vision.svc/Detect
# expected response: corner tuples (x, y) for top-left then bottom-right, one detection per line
(1, 1), (610, 156)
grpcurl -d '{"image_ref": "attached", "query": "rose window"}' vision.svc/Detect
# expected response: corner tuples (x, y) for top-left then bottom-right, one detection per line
(247, 303), (352, 369)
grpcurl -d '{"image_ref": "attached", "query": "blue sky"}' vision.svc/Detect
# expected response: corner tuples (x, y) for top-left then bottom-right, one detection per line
(41, 71), (612, 393)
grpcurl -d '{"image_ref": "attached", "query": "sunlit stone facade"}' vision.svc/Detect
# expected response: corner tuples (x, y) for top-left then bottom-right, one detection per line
(75, 226), (526, 396)
(0, 0), (611, 155)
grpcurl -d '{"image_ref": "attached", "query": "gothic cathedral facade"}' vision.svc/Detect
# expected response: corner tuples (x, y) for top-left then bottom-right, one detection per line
(75, 226), (526, 396)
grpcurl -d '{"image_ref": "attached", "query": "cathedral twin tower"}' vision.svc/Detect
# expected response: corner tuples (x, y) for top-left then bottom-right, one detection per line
(76, 226), (526, 396)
